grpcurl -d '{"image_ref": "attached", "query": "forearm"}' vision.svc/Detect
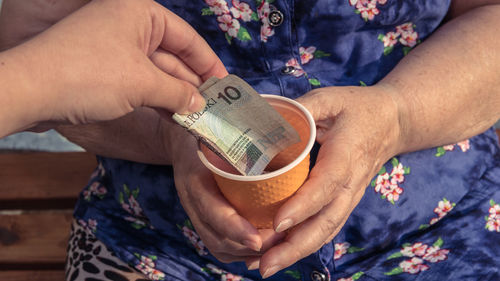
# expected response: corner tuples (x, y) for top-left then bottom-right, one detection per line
(379, 5), (500, 153)
(0, 0), (88, 50)
(0, 47), (51, 137)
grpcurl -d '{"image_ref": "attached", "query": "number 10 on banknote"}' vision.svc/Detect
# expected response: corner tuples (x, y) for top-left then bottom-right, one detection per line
(172, 75), (300, 176)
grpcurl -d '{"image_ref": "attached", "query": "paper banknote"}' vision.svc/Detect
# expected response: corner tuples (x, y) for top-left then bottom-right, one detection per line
(172, 75), (300, 176)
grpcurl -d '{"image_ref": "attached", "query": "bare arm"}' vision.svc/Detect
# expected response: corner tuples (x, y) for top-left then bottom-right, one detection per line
(382, 2), (500, 154)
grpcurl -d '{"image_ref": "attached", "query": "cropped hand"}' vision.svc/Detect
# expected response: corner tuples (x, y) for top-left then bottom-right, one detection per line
(258, 86), (403, 278)
(167, 124), (285, 264)
(1, 0), (226, 136)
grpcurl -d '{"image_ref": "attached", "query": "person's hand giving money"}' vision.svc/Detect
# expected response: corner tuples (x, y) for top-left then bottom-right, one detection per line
(0, 0), (222, 137)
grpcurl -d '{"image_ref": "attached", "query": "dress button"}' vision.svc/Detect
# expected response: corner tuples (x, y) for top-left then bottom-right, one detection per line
(280, 66), (296, 75)
(310, 270), (328, 281)
(268, 10), (284, 27)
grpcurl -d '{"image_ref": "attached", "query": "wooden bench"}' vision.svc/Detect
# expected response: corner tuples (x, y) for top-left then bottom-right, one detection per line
(1, 130), (499, 281)
(0, 152), (97, 281)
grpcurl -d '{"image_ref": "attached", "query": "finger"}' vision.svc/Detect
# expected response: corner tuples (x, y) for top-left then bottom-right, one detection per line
(244, 229), (287, 270)
(153, 3), (228, 80)
(144, 67), (206, 114)
(245, 256), (260, 270)
(260, 189), (357, 279)
(188, 169), (263, 252)
(150, 49), (202, 87)
(188, 216), (262, 257)
(273, 137), (353, 233)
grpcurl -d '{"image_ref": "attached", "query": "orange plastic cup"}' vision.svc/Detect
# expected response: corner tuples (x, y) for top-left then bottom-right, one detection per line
(197, 95), (316, 229)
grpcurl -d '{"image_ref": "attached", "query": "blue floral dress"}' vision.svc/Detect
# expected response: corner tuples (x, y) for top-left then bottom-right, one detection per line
(74, 0), (500, 280)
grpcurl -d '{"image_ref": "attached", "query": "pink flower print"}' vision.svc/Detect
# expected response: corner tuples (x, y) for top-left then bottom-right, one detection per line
(337, 278), (353, 281)
(89, 182), (99, 192)
(141, 255), (155, 268)
(399, 30), (418, 47)
(401, 242), (428, 257)
(206, 264), (223, 274)
(257, 1), (276, 42)
(230, 0), (253, 22)
(334, 242), (351, 260)
(125, 216), (146, 227)
(78, 218), (97, 233)
(90, 162), (105, 179)
(429, 217), (440, 225)
(96, 186), (107, 196)
(181, 226), (208, 255)
(359, 2), (379, 21)
(443, 144), (455, 151)
(84, 182), (107, 201)
(285, 58), (305, 77)
(78, 219), (87, 228)
(299, 46), (317, 64)
(350, 0), (386, 21)
(422, 198), (455, 227)
(354, 0), (370, 9)
(88, 219), (97, 230)
(395, 22), (414, 34)
(182, 226), (197, 240)
(457, 139), (470, 152)
(204, 264), (245, 280)
(128, 195), (143, 216)
(151, 270), (166, 280)
(399, 258), (429, 274)
(135, 255), (166, 280)
(386, 184), (403, 202)
(372, 158), (409, 204)
(390, 163), (405, 183)
(83, 190), (92, 201)
(374, 172), (391, 193)
(257, 1), (271, 23)
(205, 0), (230, 15)
(222, 273), (243, 281)
(260, 24), (275, 42)
(437, 139), (471, 156)
(486, 201), (500, 232)
(434, 200), (454, 218)
(121, 202), (132, 214)
(381, 31), (399, 48)
(217, 14), (240, 38)
(489, 204), (500, 220)
(486, 218), (500, 232)
(379, 22), (419, 56)
(423, 246), (449, 263)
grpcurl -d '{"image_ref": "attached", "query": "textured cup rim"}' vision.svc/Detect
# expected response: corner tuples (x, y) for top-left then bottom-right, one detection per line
(197, 94), (316, 182)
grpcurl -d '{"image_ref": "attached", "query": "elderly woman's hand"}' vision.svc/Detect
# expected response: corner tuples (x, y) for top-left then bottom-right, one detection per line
(166, 122), (286, 265)
(257, 85), (404, 278)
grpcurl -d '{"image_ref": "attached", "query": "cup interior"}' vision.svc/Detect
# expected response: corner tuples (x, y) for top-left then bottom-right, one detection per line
(198, 95), (316, 181)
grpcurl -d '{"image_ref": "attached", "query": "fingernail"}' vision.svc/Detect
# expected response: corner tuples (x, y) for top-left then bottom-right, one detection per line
(246, 259), (260, 270)
(275, 218), (293, 233)
(188, 93), (205, 113)
(243, 239), (261, 252)
(262, 265), (280, 279)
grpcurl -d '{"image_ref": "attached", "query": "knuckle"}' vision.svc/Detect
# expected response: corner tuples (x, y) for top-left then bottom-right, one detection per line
(176, 80), (196, 110)
(175, 30), (198, 59)
(213, 254), (235, 264)
(319, 216), (338, 237)
(203, 237), (221, 253)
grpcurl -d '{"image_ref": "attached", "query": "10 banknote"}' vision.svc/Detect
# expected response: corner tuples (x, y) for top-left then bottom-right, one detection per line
(172, 75), (300, 176)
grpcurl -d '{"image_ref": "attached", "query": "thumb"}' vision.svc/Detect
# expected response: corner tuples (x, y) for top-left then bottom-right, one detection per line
(144, 69), (206, 115)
